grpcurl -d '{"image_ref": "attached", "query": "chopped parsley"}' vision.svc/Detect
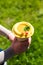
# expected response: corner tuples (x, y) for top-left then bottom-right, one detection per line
(24, 26), (30, 31)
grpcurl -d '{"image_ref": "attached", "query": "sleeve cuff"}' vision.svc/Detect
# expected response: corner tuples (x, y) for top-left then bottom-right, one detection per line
(4, 47), (15, 61)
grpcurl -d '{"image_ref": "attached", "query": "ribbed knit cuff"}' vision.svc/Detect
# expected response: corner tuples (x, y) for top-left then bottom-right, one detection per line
(4, 47), (14, 61)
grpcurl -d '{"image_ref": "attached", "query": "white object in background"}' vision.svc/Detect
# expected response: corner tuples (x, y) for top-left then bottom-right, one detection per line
(4, 62), (7, 65)
(0, 51), (4, 63)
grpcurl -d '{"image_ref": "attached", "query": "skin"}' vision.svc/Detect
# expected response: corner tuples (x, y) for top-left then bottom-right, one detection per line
(0, 25), (31, 55)
(11, 38), (31, 54)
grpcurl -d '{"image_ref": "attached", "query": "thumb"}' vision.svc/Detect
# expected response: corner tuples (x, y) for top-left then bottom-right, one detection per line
(28, 37), (31, 49)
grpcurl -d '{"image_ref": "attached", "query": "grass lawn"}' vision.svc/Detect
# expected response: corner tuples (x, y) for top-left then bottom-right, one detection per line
(0, 0), (43, 65)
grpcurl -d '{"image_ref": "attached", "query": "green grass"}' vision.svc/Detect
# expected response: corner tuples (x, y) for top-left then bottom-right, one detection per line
(0, 0), (43, 65)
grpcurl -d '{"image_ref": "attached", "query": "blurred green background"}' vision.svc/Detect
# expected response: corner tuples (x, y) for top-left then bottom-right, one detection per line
(0, 0), (43, 65)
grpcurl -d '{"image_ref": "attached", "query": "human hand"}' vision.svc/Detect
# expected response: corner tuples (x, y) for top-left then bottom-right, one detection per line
(11, 37), (31, 55)
(0, 25), (31, 55)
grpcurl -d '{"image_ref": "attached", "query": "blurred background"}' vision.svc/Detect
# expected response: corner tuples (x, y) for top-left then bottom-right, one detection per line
(0, 0), (43, 65)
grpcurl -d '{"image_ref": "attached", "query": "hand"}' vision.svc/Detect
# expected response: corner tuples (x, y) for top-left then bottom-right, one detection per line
(8, 32), (31, 54)
(0, 25), (31, 55)
(11, 37), (31, 55)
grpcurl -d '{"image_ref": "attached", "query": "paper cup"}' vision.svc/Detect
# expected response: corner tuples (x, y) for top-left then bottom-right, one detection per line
(12, 21), (34, 41)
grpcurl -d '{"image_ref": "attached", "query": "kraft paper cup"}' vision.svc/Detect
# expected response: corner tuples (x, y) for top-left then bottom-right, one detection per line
(12, 21), (34, 41)
(16, 37), (28, 41)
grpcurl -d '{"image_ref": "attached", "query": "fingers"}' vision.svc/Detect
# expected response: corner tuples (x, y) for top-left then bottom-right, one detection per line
(28, 37), (31, 49)
(28, 37), (31, 44)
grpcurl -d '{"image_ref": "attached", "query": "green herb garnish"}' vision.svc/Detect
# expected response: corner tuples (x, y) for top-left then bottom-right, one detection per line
(24, 26), (30, 31)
